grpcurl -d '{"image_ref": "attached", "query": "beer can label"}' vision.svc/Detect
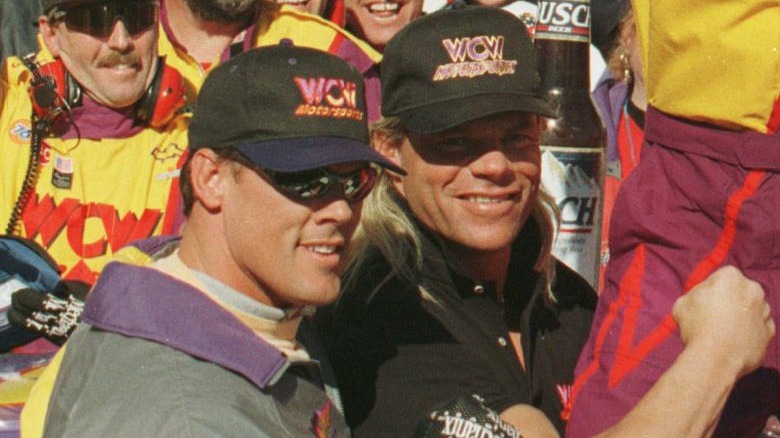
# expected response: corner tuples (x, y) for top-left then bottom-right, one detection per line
(534, 0), (591, 43)
(540, 146), (603, 288)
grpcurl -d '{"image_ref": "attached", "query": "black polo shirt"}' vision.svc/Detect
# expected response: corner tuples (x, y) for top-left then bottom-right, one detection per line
(316, 218), (596, 437)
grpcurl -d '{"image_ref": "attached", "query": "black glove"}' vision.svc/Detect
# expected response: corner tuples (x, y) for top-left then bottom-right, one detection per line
(8, 280), (90, 345)
(414, 394), (524, 438)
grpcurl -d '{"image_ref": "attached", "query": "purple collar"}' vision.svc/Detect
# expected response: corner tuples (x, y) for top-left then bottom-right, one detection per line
(82, 257), (288, 389)
(58, 94), (145, 140)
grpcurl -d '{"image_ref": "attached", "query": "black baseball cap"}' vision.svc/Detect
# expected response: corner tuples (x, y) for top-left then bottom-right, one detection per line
(591, 0), (630, 59)
(380, 6), (556, 135)
(189, 42), (404, 174)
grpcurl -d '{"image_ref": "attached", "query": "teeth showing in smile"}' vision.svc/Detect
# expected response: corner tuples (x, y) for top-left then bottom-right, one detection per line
(368, 2), (399, 13)
(309, 245), (337, 255)
(468, 195), (507, 204)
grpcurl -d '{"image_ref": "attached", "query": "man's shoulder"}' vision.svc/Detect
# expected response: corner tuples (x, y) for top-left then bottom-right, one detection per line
(46, 329), (287, 437)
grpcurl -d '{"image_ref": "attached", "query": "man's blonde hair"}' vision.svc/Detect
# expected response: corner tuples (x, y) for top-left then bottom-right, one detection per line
(342, 116), (559, 305)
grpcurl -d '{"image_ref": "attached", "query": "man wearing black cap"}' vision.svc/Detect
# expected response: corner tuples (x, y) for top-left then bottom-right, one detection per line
(316, 5), (774, 438)
(19, 43), (402, 437)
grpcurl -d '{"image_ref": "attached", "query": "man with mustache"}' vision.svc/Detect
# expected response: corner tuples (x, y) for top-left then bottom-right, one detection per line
(5, 0), (383, 352)
(1, 0), (188, 349)
(20, 43), (402, 438)
(160, 0), (383, 121)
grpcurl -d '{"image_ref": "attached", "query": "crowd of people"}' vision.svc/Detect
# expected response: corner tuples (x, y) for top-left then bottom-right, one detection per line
(0, 0), (778, 437)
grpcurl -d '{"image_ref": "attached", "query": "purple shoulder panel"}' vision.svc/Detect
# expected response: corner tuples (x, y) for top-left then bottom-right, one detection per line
(83, 262), (287, 389)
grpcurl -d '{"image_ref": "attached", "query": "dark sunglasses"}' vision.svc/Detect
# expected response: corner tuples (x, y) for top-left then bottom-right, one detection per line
(262, 165), (379, 204)
(52, 1), (159, 38)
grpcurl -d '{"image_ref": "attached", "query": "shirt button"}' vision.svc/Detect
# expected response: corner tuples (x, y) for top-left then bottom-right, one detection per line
(497, 336), (508, 347)
(473, 285), (484, 294)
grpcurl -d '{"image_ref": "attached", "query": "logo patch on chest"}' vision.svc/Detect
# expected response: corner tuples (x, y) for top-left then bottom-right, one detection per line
(52, 155), (74, 189)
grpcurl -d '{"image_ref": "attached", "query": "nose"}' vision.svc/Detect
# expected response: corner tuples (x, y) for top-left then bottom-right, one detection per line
(106, 19), (133, 51)
(469, 148), (512, 181)
(314, 195), (356, 227)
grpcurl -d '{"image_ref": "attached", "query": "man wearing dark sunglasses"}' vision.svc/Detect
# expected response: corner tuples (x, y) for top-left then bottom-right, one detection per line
(1, 0), (188, 346)
(38, 0), (162, 109)
(20, 43), (403, 437)
(159, 0), (384, 122)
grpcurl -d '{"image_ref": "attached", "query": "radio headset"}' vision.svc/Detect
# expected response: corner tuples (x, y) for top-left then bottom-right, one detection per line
(5, 54), (186, 235)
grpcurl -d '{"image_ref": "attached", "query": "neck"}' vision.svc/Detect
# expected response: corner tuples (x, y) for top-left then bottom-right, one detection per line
(165, 0), (251, 64)
(179, 212), (273, 307)
(630, 74), (648, 111)
(444, 241), (511, 291)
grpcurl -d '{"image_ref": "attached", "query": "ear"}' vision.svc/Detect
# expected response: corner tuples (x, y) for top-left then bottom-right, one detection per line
(189, 149), (227, 212)
(39, 17), (61, 58)
(371, 129), (407, 196)
(372, 130), (401, 165)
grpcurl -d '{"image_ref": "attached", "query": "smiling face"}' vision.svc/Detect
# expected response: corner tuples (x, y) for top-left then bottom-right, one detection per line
(344, 0), (423, 51)
(388, 111), (541, 258)
(212, 156), (363, 308)
(40, 13), (158, 109)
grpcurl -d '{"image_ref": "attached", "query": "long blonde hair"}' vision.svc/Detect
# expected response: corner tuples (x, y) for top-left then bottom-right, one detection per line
(342, 117), (559, 305)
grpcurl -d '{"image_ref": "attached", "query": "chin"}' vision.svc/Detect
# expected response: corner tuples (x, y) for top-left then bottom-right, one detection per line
(459, 228), (519, 252)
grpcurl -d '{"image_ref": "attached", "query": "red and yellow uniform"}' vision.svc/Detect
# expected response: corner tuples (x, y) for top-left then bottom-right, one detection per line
(0, 53), (189, 285)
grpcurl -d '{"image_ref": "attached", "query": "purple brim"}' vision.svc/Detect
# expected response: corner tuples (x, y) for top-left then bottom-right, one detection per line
(235, 136), (405, 174)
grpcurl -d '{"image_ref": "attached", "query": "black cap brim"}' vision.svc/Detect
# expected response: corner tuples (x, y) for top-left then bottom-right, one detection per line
(396, 92), (558, 134)
(235, 137), (406, 175)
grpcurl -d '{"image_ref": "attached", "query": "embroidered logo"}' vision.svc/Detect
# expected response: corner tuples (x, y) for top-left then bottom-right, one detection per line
(10, 120), (32, 145)
(151, 142), (185, 162)
(556, 383), (573, 422)
(20, 193), (165, 282)
(39, 141), (52, 166)
(311, 400), (336, 438)
(433, 36), (516, 81)
(294, 77), (363, 121)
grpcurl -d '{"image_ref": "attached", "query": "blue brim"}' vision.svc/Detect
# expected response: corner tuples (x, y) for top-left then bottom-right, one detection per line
(235, 136), (406, 175)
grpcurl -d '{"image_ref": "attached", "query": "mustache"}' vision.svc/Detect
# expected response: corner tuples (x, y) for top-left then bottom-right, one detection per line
(97, 52), (142, 68)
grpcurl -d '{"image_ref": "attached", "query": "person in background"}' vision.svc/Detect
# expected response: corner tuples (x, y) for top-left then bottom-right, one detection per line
(590, 0), (645, 294)
(272, 0), (329, 16)
(20, 42), (403, 437)
(267, 0), (348, 28)
(567, 0), (780, 436)
(7, 0), (388, 351)
(316, 6), (774, 438)
(159, 0), (383, 121)
(2, 0), (188, 346)
(342, 0), (424, 52)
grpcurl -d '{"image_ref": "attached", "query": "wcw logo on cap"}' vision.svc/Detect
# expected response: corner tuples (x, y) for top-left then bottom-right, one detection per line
(293, 77), (364, 121)
(433, 35), (517, 81)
